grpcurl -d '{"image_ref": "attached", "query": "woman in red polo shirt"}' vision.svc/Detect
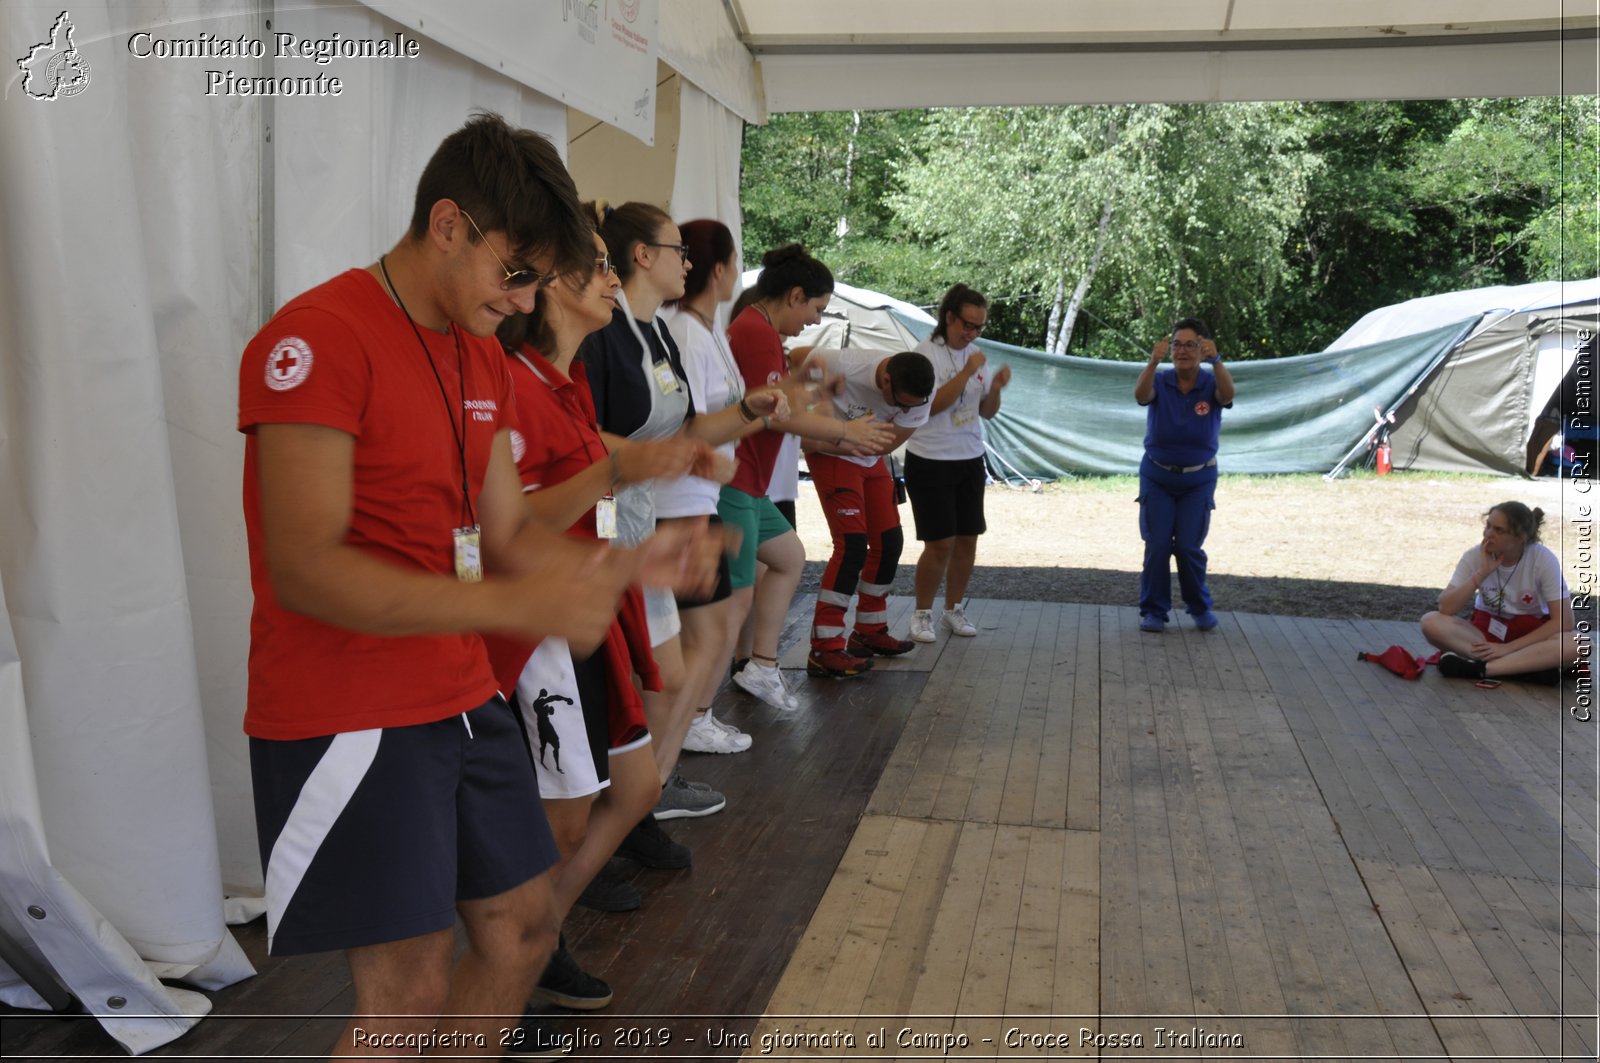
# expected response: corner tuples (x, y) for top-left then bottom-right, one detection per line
(487, 229), (712, 1010)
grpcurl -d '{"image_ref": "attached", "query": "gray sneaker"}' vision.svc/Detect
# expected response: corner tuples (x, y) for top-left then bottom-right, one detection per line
(652, 770), (727, 820)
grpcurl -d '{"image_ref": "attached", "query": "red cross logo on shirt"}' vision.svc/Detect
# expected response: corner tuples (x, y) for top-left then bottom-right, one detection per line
(1194, 400), (1211, 416)
(264, 337), (313, 391)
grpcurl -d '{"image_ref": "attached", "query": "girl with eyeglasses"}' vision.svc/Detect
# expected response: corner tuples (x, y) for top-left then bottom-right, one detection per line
(579, 202), (790, 849)
(487, 224), (717, 1011)
(1421, 502), (1579, 682)
(1132, 316), (1235, 633)
(904, 283), (1012, 644)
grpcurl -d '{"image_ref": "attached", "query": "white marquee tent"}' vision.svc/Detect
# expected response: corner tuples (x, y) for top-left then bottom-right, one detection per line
(1, 0), (1596, 1052)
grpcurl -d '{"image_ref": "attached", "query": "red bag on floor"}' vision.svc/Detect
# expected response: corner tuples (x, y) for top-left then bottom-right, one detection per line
(1358, 645), (1426, 681)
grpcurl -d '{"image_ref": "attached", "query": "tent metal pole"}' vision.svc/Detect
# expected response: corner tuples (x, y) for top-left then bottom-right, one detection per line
(257, 0), (276, 327)
(0, 917), (76, 1012)
(1322, 316), (1486, 481)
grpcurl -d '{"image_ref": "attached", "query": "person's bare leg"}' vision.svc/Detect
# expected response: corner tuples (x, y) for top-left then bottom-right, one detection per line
(1485, 634), (1579, 677)
(913, 536), (952, 611)
(550, 745), (661, 919)
(942, 535), (981, 610)
(735, 566), (764, 662)
(644, 635), (688, 786)
(679, 598), (736, 721)
(750, 531), (805, 661)
(441, 873), (560, 1055)
(540, 793), (597, 915)
(1420, 611), (1483, 656)
(338, 930), (454, 1059)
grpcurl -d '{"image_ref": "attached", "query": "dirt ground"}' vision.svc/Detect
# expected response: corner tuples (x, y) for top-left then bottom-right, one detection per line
(791, 471), (1592, 622)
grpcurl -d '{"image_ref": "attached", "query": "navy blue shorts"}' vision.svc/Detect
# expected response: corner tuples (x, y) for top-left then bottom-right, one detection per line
(249, 696), (558, 956)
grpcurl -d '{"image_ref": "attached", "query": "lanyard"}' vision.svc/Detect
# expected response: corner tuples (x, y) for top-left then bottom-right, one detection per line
(381, 256), (473, 527)
(515, 351), (607, 469)
(616, 288), (676, 378)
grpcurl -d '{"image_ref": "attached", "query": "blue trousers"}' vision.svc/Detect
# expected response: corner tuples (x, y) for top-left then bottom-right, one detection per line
(1137, 455), (1216, 620)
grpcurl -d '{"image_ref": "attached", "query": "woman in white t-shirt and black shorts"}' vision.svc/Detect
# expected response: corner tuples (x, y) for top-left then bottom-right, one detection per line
(905, 284), (1011, 644)
(1421, 500), (1579, 681)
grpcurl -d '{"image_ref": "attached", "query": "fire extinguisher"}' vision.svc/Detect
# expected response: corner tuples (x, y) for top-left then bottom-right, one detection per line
(1372, 407), (1396, 475)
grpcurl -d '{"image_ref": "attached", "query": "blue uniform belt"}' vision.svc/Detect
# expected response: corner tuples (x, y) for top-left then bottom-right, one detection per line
(1151, 457), (1218, 474)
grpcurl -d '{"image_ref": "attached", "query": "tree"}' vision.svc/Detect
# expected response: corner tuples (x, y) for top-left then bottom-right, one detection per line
(740, 109), (928, 264)
(891, 103), (1314, 358)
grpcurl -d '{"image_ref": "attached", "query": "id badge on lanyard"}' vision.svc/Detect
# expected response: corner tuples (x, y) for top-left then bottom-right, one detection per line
(651, 358), (681, 395)
(595, 496), (619, 540)
(454, 524), (483, 582)
(1487, 617), (1508, 640)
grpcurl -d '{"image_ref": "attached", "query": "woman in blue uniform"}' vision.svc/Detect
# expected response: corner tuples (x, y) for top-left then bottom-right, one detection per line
(1133, 317), (1235, 633)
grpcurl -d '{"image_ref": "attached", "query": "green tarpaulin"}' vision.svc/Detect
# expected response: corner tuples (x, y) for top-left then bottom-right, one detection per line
(888, 314), (1477, 477)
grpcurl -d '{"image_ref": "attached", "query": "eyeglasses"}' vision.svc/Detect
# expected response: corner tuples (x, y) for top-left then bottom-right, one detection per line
(956, 316), (987, 334)
(644, 242), (690, 260)
(891, 394), (931, 412)
(587, 254), (614, 278)
(1171, 340), (1202, 351)
(459, 208), (549, 289)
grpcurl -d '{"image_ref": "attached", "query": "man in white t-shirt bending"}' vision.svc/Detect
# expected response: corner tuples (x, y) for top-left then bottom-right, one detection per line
(802, 348), (934, 678)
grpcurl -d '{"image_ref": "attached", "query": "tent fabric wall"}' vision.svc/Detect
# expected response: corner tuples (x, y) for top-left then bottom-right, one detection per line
(670, 79), (745, 249)
(1, 1), (259, 1051)
(1, 0), (577, 1052)
(827, 305), (1472, 478)
(966, 320), (1476, 477)
(1387, 310), (1600, 475)
(1326, 281), (1600, 476)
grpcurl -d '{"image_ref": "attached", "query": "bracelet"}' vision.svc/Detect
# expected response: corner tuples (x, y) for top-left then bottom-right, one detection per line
(607, 451), (623, 487)
(737, 398), (758, 423)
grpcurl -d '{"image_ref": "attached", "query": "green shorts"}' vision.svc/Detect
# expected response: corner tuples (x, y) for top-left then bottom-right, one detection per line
(717, 485), (795, 590)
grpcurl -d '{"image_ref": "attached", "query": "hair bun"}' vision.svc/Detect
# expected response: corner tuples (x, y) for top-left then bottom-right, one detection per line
(762, 243), (806, 268)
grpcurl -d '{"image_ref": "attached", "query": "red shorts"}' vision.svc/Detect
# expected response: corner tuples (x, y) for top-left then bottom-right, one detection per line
(1470, 609), (1547, 643)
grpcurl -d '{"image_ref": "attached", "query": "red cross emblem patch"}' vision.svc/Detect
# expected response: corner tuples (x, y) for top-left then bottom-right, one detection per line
(265, 337), (313, 392)
(1194, 400), (1211, 416)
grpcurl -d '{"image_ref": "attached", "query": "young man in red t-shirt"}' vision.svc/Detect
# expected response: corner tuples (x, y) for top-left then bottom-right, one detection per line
(238, 113), (700, 1057)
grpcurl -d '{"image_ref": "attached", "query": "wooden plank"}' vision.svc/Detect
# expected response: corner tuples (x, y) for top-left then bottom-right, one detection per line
(964, 601), (1039, 824)
(956, 823), (1031, 1015)
(1061, 605), (1105, 833)
(1096, 609), (1148, 1056)
(854, 818), (964, 1047)
(904, 820), (996, 1016)
(998, 602), (1059, 827)
(763, 813), (897, 1014)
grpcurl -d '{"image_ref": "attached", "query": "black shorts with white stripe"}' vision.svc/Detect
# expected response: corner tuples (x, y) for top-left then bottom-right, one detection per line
(249, 695), (557, 956)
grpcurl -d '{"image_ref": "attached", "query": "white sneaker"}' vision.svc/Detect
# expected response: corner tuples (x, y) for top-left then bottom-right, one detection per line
(683, 711), (752, 754)
(705, 708), (753, 745)
(733, 661), (800, 711)
(943, 602), (977, 637)
(909, 609), (938, 643)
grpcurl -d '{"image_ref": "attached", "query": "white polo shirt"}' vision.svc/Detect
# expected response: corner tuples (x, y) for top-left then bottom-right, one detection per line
(811, 347), (931, 468)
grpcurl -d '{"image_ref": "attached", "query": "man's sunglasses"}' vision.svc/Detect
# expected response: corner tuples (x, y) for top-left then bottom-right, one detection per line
(460, 208), (550, 289)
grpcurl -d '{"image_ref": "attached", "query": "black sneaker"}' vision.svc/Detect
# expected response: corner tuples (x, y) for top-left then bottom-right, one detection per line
(504, 1009), (569, 1058)
(615, 815), (692, 869)
(575, 858), (641, 912)
(533, 935), (613, 1010)
(1438, 651), (1487, 680)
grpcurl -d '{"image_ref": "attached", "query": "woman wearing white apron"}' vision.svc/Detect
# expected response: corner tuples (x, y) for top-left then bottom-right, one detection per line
(579, 202), (787, 863)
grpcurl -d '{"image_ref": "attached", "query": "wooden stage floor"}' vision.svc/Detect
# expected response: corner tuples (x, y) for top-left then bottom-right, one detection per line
(4, 597), (1597, 1061)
